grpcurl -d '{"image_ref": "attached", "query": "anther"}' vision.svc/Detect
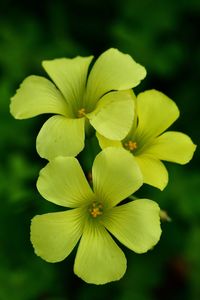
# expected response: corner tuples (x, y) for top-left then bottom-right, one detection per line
(89, 201), (103, 218)
(124, 140), (137, 152)
(77, 108), (86, 118)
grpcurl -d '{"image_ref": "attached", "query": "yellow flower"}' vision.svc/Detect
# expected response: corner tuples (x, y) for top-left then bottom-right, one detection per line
(31, 148), (161, 284)
(97, 90), (196, 190)
(10, 49), (146, 160)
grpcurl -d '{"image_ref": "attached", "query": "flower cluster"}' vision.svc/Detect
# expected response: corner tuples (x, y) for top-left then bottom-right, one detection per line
(10, 48), (196, 284)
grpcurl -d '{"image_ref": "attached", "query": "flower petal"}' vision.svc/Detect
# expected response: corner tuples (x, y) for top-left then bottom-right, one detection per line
(92, 148), (143, 207)
(74, 222), (126, 284)
(36, 115), (85, 160)
(87, 90), (134, 140)
(145, 131), (197, 164)
(136, 90), (180, 140)
(103, 199), (161, 253)
(85, 48), (146, 108)
(10, 76), (69, 119)
(31, 208), (84, 262)
(96, 132), (122, 149)
(42, 56), (93, 113)
(37, 156), (94, 208)
(135, 154), (168, 190)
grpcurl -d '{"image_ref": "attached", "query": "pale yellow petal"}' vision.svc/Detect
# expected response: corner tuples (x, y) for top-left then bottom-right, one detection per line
(85, 48), (146, 108)
(31, 208), (84, 262)
(96, 132), (122, 149)
(146, 131), (197, 164)
(136, 90), (180, 140)
(42, 56), (93, 113)
(36, 115), (85, 160)
(92, 148), (143, 207)
(74, 222), (126, 284)
(10, 75), (69, 119)
(37, 156), (94, 208)
(87, 90), (135, 140)
(135, 154), (168, 190)
(103, 199), (161, 253)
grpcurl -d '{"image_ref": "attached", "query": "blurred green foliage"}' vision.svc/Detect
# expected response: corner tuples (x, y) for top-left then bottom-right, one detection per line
(0, 0), (199, 299)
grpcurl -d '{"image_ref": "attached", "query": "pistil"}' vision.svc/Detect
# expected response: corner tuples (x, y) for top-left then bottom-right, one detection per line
(89, 201), (103, 218)
(77, 108), (86, 118)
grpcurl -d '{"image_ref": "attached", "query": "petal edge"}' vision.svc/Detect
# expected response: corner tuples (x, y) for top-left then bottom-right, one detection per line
(103, 199), (161, 253)
(36, 115), (85, 160)
(74, 222), (127, 284)
(10, 75), (69, 119)
(31, 209), (84, 262)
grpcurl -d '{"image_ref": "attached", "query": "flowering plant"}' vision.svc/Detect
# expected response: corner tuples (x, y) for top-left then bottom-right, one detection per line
(10, 48), (196, 284)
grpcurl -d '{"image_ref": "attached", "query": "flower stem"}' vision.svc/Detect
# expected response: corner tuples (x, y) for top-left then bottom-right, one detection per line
(160, 210), (172, 222)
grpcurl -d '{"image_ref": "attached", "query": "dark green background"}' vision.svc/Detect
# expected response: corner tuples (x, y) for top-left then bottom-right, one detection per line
(0, 0), (199, 299)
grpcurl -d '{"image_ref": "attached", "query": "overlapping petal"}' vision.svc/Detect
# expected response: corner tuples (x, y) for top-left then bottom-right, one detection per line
(145, 131), (197, 164)
(92, 147), (143, 207)
(96, 132), (122, 149)
(37, 156), (94, 208)
(103, 199), (161, 253)
(10, 76), (69, 119)
(87, 90), (135, 140)
(85, 48), (146, 108)
(136, 90), (180, 141)
(42, 56), (93, 113)
(135, 154), (168, 190)
(74, 222), (126, 284)
(36, 115), (85, 160)
(31, 208), (84, 262)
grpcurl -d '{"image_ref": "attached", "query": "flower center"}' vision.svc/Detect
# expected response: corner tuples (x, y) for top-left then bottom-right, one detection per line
(77, 108), (86, 118)
(89, 201), (103, 218)
(124, 140), (138, 152)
